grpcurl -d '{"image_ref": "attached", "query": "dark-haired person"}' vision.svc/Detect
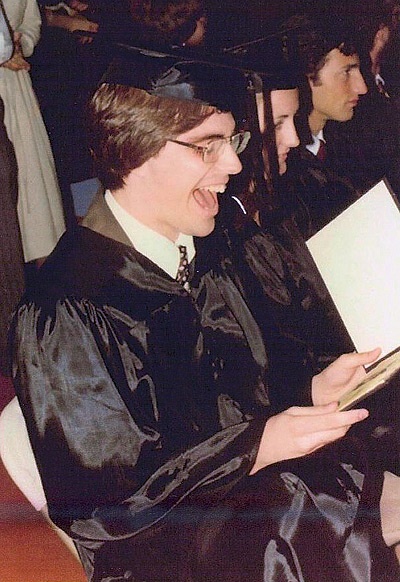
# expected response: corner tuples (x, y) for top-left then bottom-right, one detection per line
(281, 13), (400, 241)
(279, 14), (367, 238)
(11, 50), (400, 581)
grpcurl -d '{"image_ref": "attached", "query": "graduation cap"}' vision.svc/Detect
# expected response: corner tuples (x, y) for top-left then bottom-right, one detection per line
(101, 40), (300, 118)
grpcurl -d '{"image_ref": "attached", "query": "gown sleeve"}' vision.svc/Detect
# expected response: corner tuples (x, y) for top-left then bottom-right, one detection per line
(11, 295), (267, 543)
(17, 0), (41, 57)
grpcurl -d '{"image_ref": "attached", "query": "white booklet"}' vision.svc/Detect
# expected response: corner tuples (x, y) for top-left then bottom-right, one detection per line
(306, 179), (400, 410)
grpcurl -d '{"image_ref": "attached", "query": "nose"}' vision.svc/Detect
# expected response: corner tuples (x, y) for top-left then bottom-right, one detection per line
(287, 121), (300, 149)
(218, 142), (242, 175)
(354, 71), (368, 95)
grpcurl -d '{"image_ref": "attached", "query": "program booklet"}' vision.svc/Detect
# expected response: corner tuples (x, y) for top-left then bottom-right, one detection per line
(306, 179), (400, 411)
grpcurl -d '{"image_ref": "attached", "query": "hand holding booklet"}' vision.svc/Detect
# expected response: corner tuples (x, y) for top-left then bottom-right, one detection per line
(306, 179), (400, 411)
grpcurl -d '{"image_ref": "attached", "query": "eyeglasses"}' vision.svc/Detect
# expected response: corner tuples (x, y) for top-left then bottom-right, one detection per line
(169, 131), (251, 163)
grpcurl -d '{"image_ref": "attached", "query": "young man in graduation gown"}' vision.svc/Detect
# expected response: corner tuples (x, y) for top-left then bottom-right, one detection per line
(10, 48), (400, 581)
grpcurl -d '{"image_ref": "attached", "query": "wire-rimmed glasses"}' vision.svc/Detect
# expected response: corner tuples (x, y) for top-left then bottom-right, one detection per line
(169, 130), (251, 163)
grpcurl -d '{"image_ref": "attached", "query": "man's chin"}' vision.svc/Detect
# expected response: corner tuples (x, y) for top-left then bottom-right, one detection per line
(193, 218), (216, 238)
(340, 108), (355, 121)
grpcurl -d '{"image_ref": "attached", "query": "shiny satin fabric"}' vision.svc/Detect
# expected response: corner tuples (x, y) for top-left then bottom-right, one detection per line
(11, 213), (399, 581)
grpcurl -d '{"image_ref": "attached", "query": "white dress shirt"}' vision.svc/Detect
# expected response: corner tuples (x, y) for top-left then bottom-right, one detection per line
(306, 130), (326, 157)
(105, 190), (195, 279)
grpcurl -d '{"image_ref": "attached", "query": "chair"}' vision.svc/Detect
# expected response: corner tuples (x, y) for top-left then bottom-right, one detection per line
(0, 396), (80, 560)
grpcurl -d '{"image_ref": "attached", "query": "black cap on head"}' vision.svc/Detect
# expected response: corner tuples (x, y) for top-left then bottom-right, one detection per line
(102, 46), (249, 121)
(101, 42), (300, 121)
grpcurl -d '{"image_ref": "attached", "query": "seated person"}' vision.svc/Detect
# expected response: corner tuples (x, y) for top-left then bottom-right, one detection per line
(282, 13), (400, 238)
(11, 46), (400, 581)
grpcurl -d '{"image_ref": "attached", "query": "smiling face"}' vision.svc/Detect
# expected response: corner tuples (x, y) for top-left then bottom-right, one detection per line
(308, 48), (367, 133)
(115, 111), (242, 241)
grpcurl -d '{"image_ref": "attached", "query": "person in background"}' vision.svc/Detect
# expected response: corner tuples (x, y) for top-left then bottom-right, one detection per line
(372, 1), (400, 103)
(279, 12), (400, 242)
(31, 0), (133, 226)
(0, 0), (65, 266)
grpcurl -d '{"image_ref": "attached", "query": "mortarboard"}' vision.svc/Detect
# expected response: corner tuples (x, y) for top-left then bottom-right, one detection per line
(100, 40), (300, 115)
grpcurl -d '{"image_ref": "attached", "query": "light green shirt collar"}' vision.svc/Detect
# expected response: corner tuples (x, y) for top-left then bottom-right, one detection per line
(105, 191), (195, 279)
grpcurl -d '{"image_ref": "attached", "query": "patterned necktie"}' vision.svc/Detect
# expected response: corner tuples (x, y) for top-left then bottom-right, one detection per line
(176, 245), (191, 291)
(316, 139), (327, 162)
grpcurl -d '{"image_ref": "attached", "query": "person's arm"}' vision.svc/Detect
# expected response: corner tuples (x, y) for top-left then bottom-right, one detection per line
(44, 7), (98, 36)
(15, 0), (41, 57)
(12, 296), (265, 541)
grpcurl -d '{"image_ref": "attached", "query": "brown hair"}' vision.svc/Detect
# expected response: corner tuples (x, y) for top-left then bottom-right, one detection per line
(88, 83), (215, 190)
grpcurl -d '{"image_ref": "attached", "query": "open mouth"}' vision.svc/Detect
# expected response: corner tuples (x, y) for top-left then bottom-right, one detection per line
(193, 185), (226, 215)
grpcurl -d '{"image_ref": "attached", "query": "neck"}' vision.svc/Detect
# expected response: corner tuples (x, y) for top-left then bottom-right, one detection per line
(308, 110), (327, 136)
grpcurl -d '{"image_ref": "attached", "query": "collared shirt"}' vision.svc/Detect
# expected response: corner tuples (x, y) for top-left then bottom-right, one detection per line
(0, 5), (13, 66)
(306, 130), (325, 157)
(105, 190), (195, 279)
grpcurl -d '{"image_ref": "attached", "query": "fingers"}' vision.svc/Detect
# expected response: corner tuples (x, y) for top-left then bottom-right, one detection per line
(288, 402), (338, 416)
(252, 404), (369, 472)
(288, 403), (369, 425)
(338, 347), (381, 369)
(286, 407), (369, 455)
(75, 17), (99, 34)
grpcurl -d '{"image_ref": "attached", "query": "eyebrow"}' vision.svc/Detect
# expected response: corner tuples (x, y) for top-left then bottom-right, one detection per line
(191, 132), (230, 143)
(274, 110), (299, 121)
(342, 62), (360, 73)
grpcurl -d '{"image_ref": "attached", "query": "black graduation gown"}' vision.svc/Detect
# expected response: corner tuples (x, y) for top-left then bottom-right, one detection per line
(10, 200), (399, 581)
(283, 145), (359, 240)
